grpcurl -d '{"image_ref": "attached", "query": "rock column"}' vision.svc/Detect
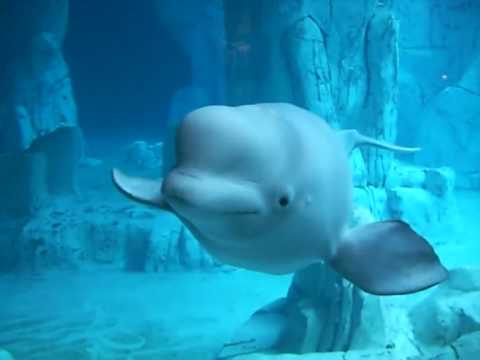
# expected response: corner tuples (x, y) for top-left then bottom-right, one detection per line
(0, 0), (82, 216)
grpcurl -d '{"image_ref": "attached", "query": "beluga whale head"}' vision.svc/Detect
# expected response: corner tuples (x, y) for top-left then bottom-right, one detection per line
(113, 103), (448, 296)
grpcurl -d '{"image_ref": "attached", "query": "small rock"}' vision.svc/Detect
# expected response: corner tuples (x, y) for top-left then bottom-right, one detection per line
(409, 267), (480, 346)
(387, 187), (434, 230)
(386, 186), (456, 236)
(386, 162), (426, 188)
(447, 267), (480, 292)
(124, 141), (163, 170)
(423, 167), (455, 197)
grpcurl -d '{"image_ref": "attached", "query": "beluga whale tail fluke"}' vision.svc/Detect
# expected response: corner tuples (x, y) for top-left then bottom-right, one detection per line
(112, 102), (448, 296)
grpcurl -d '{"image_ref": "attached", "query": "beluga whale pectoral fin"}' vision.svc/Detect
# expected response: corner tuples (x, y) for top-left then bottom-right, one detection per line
(112, 168), (170, 210)
(329, 220), (448, 295)
(338, 129), (421, 155)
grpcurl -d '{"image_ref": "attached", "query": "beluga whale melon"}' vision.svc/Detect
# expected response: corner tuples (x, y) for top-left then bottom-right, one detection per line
(113, 103), (448, 295)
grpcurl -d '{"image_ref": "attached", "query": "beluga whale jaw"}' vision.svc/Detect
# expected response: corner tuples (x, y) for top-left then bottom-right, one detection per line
(112, 103), (448, 296)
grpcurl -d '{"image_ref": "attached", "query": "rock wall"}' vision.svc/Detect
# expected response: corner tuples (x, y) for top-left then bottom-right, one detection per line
(0, 0), (83, 216)
(224, 0), (398, 186)
(220, 4), (462, 355)
(393, 0), (480, 189)
(154, 0), (225, 116)
(0, 198), (217, 273)
(154, 0), (226, 175)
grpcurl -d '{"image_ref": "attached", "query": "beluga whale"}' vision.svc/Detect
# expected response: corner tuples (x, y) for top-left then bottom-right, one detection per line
(113, 103), (448, 295)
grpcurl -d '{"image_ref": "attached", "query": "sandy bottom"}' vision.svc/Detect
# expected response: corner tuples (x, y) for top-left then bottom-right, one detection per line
(0, 270), (291, 360)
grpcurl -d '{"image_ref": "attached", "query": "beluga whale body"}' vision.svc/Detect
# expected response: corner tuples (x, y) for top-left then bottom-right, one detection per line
(113, 103), (448, 295)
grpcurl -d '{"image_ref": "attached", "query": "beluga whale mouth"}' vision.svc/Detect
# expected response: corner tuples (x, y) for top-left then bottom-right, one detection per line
(161, 168), (264, 216)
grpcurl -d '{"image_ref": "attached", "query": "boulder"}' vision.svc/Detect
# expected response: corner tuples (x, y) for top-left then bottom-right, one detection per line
(10, 202), (216, 272)
(423, 167), (455, 197)
(409, 267), (480, 347)
(386, 186), (457, 238)
(385, 162), (426, 189)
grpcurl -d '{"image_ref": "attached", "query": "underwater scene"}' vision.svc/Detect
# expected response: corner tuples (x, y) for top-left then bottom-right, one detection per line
(0, 0), (479, 359)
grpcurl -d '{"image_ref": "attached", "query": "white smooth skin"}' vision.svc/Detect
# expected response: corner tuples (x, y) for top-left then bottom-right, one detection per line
(161, 103), (353, 274)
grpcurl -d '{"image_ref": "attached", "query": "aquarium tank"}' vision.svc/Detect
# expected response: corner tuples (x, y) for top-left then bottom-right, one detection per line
(0, 0), (479, 359)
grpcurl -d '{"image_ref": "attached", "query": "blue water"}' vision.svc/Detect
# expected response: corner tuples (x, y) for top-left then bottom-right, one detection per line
(0, 1), (479, 359)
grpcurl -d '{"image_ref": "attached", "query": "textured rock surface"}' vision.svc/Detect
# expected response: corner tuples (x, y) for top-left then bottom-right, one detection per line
(394, 0), (480, 188)
(146, 213), (216, 271)
(414, 84), (480, 189)
(154, 0), (225, 115)
(0, 0), (78, 152)
(352, 187), (388, 220)
(283, 265), (361, 353)
(360, 8), (399, 187)
(1, 200), (216, 273)
(233, 349), (397, 360)
(232, 331), (480, 360)
(224, 0), (399, 186)
(221, 263), (387, 358)
(124, 141), (163, 170)
(0, 0), (83, 215)
(0, 153), (48, 217)
(349, 160), (460, 236)
(154, 0), (225, 175)
(386, 187), (457, 238)
(409, 267), (480, 347)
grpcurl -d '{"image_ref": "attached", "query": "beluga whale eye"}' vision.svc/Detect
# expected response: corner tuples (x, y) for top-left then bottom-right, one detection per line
(274, 186), (294, 210)
(278, 195), (289, 207)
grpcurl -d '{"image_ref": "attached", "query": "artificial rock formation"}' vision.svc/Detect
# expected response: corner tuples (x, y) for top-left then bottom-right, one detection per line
(154, 0), (225, 119)
(0, 0), (82, 216)
(154, 0), (226, 175)
(394, 0), (480, 189)
(221, 4), (461, 352)
(123, 141), (164, 171)
(228, 270), (480, 359)
(7, 203), (216, 273)
(224, 0), (398, 186)
(409, 267), (480, 349)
